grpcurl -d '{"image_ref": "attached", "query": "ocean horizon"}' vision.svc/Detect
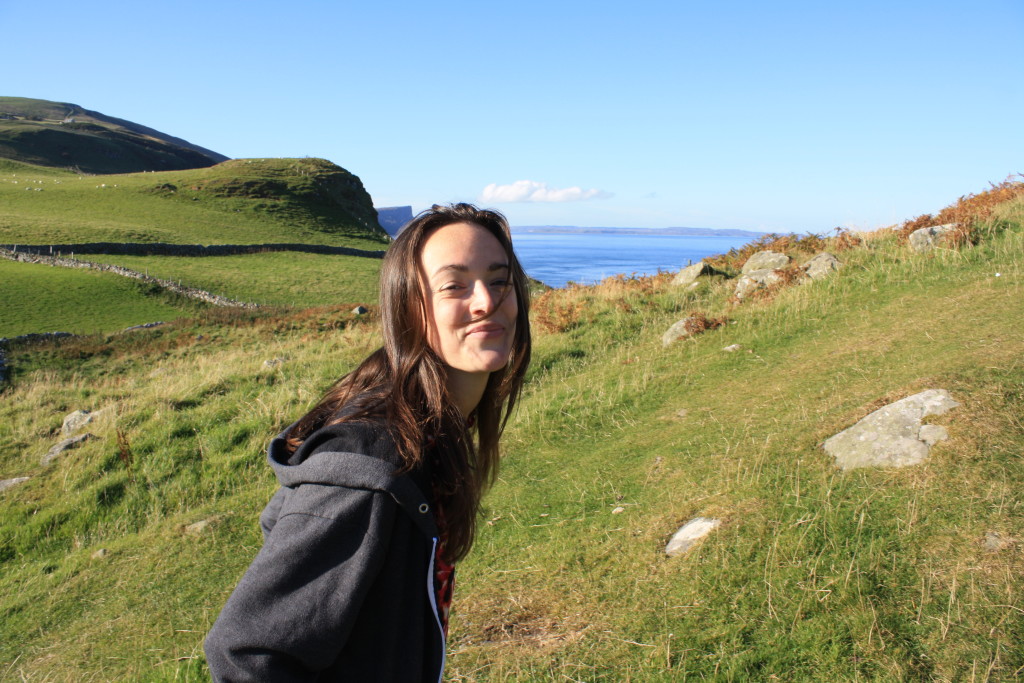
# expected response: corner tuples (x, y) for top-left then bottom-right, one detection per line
(511, 231), (756, 288)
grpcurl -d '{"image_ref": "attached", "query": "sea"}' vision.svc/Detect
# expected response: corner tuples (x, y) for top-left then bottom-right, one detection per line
(510, 232), (756, 289)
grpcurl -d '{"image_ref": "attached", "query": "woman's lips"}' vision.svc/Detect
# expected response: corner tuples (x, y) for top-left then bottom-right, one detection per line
(466, 323), (505, 338)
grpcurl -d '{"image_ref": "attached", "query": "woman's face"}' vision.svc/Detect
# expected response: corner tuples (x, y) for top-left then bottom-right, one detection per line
(418, 222), (518, 377)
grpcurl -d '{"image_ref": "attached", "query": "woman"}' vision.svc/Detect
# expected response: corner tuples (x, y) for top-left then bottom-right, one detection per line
(205, 203), (531, 681)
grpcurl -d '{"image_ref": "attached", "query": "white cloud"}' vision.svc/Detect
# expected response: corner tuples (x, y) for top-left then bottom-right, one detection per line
(480, 180), (612, 203)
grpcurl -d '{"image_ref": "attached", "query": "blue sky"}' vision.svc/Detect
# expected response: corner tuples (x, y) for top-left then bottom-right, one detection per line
(3, 0), (1021, 232)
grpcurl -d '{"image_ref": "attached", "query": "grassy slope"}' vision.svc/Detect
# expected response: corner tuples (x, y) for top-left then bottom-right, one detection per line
(1, 200), (1022, 680)
(0, 259), (209, 337)
(0, 157), (387, 248)
(82, 252), (381, 308)
(0, 156), (386, 336)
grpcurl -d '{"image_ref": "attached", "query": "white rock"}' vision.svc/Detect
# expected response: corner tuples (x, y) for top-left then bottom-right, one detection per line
(662, 317), (697, 347)
(666, 517), (721, 557)
(909, 224), (957, 253)
(723, 344), (742, 352)
(802, 252), (841, 280)
(823, 389), (959, 470)
(62, 409), (95, 435)
(741, 251), (790, 274)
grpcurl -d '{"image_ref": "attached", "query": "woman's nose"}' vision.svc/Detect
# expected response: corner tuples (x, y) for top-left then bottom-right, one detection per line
(469, 282), (496, 316)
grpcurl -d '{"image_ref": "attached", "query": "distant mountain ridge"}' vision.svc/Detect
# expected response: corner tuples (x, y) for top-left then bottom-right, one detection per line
(512, 225), (767, 238)
(0, 96), (228, 174)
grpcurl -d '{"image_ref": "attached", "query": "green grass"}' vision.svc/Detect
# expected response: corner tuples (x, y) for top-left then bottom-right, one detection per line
(85, 252), (382, 308)
(0, 157), (388, 249)
(1, 200), (1022, 680)
(0, 259), (206, 337)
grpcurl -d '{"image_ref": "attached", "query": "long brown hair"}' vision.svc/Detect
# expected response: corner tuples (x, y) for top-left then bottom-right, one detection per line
(287, 203), (531, 561)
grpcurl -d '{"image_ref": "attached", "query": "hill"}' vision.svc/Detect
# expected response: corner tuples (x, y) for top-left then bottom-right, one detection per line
(0, 97), (227, 174)
(0, 154), (390, 335)
(0, 184), (1021, 679)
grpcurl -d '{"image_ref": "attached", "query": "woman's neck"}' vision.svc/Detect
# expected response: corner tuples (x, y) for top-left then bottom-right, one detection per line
(445, 368), (488, 418)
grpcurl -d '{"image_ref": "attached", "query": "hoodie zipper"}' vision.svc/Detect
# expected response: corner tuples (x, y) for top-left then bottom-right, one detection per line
(426, 536), (446, 683)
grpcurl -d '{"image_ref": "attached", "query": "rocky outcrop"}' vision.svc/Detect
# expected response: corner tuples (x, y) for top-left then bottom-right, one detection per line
(734, 269), (783, 299)
(823, 389), (959, 470)
(662, 315), (724, 347)
(666, 517), (721, 556)
(909, 224), (957, 253)
(802, 252), (841, 280)
(62, 409), (105, 435)
(733, 250), (791, 299)
(672, 261), (724, 287)
(741, 251), (790, 274)
(42, 433), (95, 466)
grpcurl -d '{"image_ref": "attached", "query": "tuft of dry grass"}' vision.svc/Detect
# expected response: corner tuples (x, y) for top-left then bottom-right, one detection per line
(896, 175), (1024, 245)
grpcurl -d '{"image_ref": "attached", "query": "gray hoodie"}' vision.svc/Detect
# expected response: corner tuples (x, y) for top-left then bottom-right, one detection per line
(204, 420), (446, 682)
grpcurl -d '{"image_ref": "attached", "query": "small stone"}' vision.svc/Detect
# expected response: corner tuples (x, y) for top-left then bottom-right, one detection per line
(91, 548), (109, 559)
(984, 532), (1013, 552)
(666, 517), (721, 557)
(612, 507), (625, 514)
(0, 476), (30, 493)
(42, 433), (95, 466)
(352, 305), (368, 315)
(263, 358), (286, 369)
(185, 520), (210, 534)
(675, 409), (688, 419)
(723, 344), (742, 352)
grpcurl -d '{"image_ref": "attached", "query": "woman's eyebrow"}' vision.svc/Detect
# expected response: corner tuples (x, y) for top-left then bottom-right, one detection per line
(431, 262), (510, 277)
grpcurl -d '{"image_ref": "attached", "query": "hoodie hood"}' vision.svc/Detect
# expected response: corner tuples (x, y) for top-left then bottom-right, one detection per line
(267, 420), (438, 539)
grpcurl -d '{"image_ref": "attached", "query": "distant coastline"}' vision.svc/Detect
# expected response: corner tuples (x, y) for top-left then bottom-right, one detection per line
(511, 225), (766, 238)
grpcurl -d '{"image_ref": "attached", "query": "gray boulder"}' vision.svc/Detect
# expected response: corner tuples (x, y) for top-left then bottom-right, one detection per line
(62, 409), (95, 435)
(671, 261), (721, 287)
(823, 389), (959, 470)
(734, 269), (783, 299)
(662, 317), (701, 347)
(802, 252), (841, 280)
(741, 250), (790, 274)
(42, 433), (95, 466)
(666, 517), (721, 556)
(909, 224), (957, 253)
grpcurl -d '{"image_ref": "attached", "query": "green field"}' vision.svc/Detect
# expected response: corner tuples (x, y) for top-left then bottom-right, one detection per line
(0, 259), (206, 337)
(1, 190), (1021, 680)
(0, 157), (388, 248)
(86, 252), (382, 308)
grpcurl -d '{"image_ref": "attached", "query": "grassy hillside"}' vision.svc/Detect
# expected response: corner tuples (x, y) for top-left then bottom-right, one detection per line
(0, 157), (388, 248)
(1, 189), (1022, 680)
(0, 96), (227, 174)
(0, 259), (209, 337)
(0, 155), (388, 336)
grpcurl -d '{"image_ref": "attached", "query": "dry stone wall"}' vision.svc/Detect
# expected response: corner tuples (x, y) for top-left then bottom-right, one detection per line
(1, 248), (258, 308)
